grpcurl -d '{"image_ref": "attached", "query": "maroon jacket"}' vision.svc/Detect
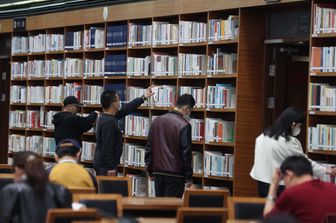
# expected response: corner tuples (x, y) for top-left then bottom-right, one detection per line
(145, 111), (192, 180)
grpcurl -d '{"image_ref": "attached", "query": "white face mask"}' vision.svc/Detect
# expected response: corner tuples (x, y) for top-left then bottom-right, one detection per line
(292, 126), (301, 136)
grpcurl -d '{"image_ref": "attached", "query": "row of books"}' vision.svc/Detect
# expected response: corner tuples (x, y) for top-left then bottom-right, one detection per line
(309, 83), (336, 112)
(193, 151), (203, 174)
(29, 34), (46, 53)
(84, 27), (105, 49)
(26, 135), (43, 154)
(82, 141), (96, 162)
(152, 53), (177, 76)
(9, 110), (26, 128)
(106, 24), (127, 47)
(151, 85), (176, 107)
(84, 59), (104, 77)
(83, 85), (104, 105)
(125, 115), (150, 137)
(206, 84), (236, 109)
(105, 54), (127, 76)
(204, 151), (234, 177)
(127, 175), (155, 197)
(207, 50), (237, 75)
(26, 110), (41, 129)
(313, 4), (336, 34)
(127, 56), (151, 76)
(127, 87), (149, 106)
(308, 124), (336, 151)
(179, 21), (207, 43)
(45, 85), (64, 104)
(12, 36), (28, 55)
(205, 118), (235, 143)
(121, 143), (146, 167)
(208, 16), (239, 41)
(64, 58), (84, 77)
(190, 119), (205, 141)
(10, 85), (26, 103)
(65, 31), (82, 50)
(28, 60), (44, 78)
(152, 22), (179, 45)
(178, 53), (206, 76)
(128, 23), (152, 46)
(311, 47), (336, 72)
(180, 86), (205, 108)
(46, 34), (64, 51)
(41, 110), (58, 129)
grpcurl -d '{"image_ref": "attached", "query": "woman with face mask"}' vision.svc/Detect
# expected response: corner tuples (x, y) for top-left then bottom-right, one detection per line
(250, 107), (336, 197)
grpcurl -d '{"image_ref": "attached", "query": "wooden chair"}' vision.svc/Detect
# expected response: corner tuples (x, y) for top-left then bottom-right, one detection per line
(68, 187), (96, 196)
(228, 197), (265, 220)
(72, 194), (123, 218)
(176, 207), (227, 223)
(183, 189), (230, 208)
(0, 174), (14, 190)
(0, 164), (13, 173)
(45, 208), (100, 223)
(96, 176), (131, 197)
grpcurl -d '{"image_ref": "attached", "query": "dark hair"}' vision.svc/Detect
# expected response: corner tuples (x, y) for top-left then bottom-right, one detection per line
(13, 151), (48, 191)
(263, 213), (298, 223)
(263, 107), (305, 141)
(101, 90), (118, 109)
(280, 155), (313, 177)
(56, 139), (81, 158)
(176, 94), (196, 109)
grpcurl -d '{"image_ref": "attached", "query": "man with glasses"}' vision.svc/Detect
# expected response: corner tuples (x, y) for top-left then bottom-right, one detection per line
(94, 87), (153, 176)
(145, 94), (195, 197)
(53, 96), (98, 146)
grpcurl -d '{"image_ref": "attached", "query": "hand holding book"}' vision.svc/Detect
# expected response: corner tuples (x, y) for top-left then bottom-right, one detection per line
(143, 86), (155, 100)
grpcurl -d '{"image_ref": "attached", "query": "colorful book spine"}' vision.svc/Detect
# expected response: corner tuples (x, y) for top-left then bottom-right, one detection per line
(84, 27), (105, 49)
(26, 135), (43, 154)
(204, 151), (234, 177)
(128, 23), (152, 46)
(9, 110), (26, 128)
(64, 58), (84, 77)
(190, 118), (205, 141)
(179, 21), (207, 43)
(310, 47), (336, 72)
(125, 115), (150, 137)
(10, 85), (27, 103)
(63, 82), (83, 102)
(43, 137), (56, 156)
(207, 49), (237, 75)
(151, 85), (176, 107)
(127, 56), (151, 76)
(205, 118), (235, 143)
(178, 53), (206, 76)
(313, 4), (336, 34)
(122, 143), (146, 167)
(309, 83), (336, 112)
(45, 85), (63, 104)
(40, 110), (58, 129)
(45, 59), (63, 78)
(152, 53), (177, 76)
(208, 16), (239, 41)
(65, 31), (82, 50)
(26, 110), (41, 129)
(104, 54), (127, 76)
(206, 84), (236, 109)
(308, 124), (336, 151)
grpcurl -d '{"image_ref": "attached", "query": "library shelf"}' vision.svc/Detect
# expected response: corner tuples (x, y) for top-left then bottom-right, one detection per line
(83, 48), (105, 53)
(63, 77), (83, 80)
(64, 49), (84, 53)
(10, 103), (26, 106)
(124, 165), (146, 171)
(204, 175), (234, 182)
(308, 111), (336, 116)
(208, 39), (238, 45)
(83, 132), (95, 136)
(178, 42), (207, 47)
(27, 77), (45, 81)
(83, 76), (105, 80)
(28, 52), (45, 56)
(205, 142), (235, 147)
(26, 103), (45, 106)
(43, 129), (54, 133)
(192, 140), (204, 145)
(311, 33), (336, 38)
(192, 107), (205, 112)
(11, 77), (27, 81)
(308, 150), (336, 156)
(12, 53), (28, 57)
(45, 77), (64, 81)
(105, 46), (128, 51)
(26, 128), (44, 132)
(105, 76), (127, 80)
(152, 44), (179, 49)
(128, 45), (152, 50)
(83, 104), (101, 108)
(45, 50), (64, 55)
(124, 135), (147, 140)
(206, 74), (238, 79)
(192, 173), (203, 178)
(205, 108), (236, 113)
(178, 75), (207, 79)
(149, 106), (174, 111)
(310, 72), (336, 77)
(126, 76), (150, 80)
(9, 127), (26, 131)
(44, 103), (63, 107)
(151, 75), (178, 80)
(81, 160), (93, 164)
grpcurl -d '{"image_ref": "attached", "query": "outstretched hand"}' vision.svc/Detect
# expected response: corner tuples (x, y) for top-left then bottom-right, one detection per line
(326, 166), (336, 176)
(144, 86), (155, 99)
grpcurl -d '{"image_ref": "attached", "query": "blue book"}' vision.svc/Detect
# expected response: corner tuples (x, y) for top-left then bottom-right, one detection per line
(90, 27), (96, 48)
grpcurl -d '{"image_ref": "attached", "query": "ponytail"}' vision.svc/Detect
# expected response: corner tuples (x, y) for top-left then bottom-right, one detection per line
(13, 152), (48, 191)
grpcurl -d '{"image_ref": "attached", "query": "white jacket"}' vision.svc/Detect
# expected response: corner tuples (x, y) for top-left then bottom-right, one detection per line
(250, 134), (326, 184)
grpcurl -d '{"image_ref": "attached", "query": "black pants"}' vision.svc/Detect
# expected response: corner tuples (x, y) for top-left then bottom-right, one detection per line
(258, 181), (285, 197)
(154, 174), (185, 198)
(95, 168), (108, 176)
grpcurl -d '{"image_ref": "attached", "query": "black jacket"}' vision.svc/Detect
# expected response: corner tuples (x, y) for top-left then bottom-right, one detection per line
(0, 181), (72, 223)
(52, 111), (97, 146)
(94, 97), (145, 171)
(145, 111), (192, 180)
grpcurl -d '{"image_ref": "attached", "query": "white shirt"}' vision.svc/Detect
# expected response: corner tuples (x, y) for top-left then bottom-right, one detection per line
(250, 134), (326, 184)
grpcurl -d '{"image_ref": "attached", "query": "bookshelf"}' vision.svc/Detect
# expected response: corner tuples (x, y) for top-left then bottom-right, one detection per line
(307, 1), (336, 170)
(2, 0), (274, 196)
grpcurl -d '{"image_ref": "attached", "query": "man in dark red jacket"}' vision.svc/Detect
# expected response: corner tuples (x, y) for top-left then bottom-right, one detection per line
(264, 155), (336, 223)
(145, 94), (195, 198)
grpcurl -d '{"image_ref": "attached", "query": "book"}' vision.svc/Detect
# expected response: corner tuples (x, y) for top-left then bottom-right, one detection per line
(83, 85), (104, 105)
(84, 27), (105, 49)
(152, 21), (178, 45)
(313, 3), (336, 34)
(128, 23), (152, 46)
(178, 53), (206, 76)
(205, 118), (235, 143)
(310, 46), (336, 72)
(122, 143), (146, 167)
(190, 118), (205, 141)
(127, 86), (148, 106)
(104, 54), (127, 76)
(318, 162), (336, 184)
(84, 58), (104, 77)
(179, 86), (205, 108)
(12, 36), (28, 55)
(8, 134), (25, 152)
(152, 53), (177, 76)
(309, 83), (336, 112)
(45, 59), (64, 78)
(82, 141), (96, 162)
(125, 115), (150, 137)
(208, 16), (239, 41)
(27, 86), (45, 104)
(203, 186), (230, 191)
(26, 110), (41, 129)
(11, 62), (27, 79)
(127, 56), (151, 76)
(204, 151), (234, 177)
(46, 34), (64, 51)
(65, 31), (82, 50)
(207, 49), (237, 75)
(43, 137), (56, 157)
(206, 84), (236, 109)
(308, 124), (336, 151)
(40, 110), (58, 129)
(151, 85), (176, 107)
(179, 21), (207, 43)
(10, 85), (27, 103)
(28, 34), (46, 53)
(27, 60), (45, 78)
(127, 174), (149, 197)
(64, 82), (83, 102)
(106, 24), (127, 47)
(45, 85), (63, 104)
(26, 135), (43, 154)
(64, 58), (84, 77)
(192, 151), (203, 174)
(9, 110), (26, 128)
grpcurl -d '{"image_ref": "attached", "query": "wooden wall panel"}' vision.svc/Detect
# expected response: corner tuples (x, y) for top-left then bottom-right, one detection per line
(234, 8), (265, 196)
(0, 19), (12, 33)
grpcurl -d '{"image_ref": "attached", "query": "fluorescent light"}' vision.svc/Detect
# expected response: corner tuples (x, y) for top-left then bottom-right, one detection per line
(0, 0), (48, 8)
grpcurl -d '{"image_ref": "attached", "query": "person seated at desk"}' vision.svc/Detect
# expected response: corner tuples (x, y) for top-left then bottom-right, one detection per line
(0, 151), (71, 223)
(264, 155), (336, 223)
(49, 139), (97, 189)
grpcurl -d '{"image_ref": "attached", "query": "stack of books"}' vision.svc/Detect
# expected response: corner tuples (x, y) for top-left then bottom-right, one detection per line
(45, 85), (63, 104)
(311, 47), (336, 72)
(28, 60), (45, 78)
(178, 53), (206, 76)
(11, 62), (27, 79)
(12, 36), (28, 55)
(45, 59), (63, 78)
(179, 21), (207, 43)
(106, 24), (128, 47)
(105, 54), (127, 76)
(63, 82), (83, 102)
(43, 137), (56, 157)
(151, 85), (176, 107)
(179, 86), (205, 108)
(8, 134), (25, 152)
(40, 110), (58, 129)
(10, 86), (27, 103)
(190, 118), (205, 141)
(127, 56), (151, 76)
(125, 115), (150, 137)
(122, 143), (146, 167)
(192, 151), (203, 174)
(206, 84), (236, 109)
(128, 23), (152, 46)
(9, 110), (26, 128)
(127, 86), (148, 106)
(309, 83), (336, 112)
(152, 53), (177, 76)
(308, 124), (336, 151)
(313, 4), (336, 34)
(84, 27), (105, 49)
(83, 85), (104, 105)
(26, 110), (41, 129)
(205, 118), (235, 143)
(26, 135), (43, 154)
(152, 22), (179, 45)
(28, 34), (46, 53)
(27, 86), (45, 104)
(46, 34), (64, 51)
(204, 151), (234, 177)
(208, 15), (239, 41)
(207, 49), (237, 75)
(84, 58), (104, 77)
(82, 141), (96, 162)
(64, 58), (84, 78)
(65, 31), (82, 50)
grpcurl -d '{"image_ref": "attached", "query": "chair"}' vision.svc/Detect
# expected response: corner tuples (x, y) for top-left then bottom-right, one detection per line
(0, 164), (13, 173)
(96, 176), (131, 197)
(228, 197), (265, 220)
(183, 189), (229, 208)
(176, 207), (227, 223)
(0, 174), (14, 191)
(45, 208), (100, 223)
(68, 187), (96, 196)
(72, 194), (123, 218)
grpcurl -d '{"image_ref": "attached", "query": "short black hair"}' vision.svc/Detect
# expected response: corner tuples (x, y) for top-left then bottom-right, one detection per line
(280, 155), (313, 177)
(176, 94), (195, 109)
(55, 139), (81, 158)
(101, 90), (118, 109)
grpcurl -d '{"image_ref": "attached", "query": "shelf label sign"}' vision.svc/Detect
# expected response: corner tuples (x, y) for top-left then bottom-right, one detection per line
(13, 17), (26, 32)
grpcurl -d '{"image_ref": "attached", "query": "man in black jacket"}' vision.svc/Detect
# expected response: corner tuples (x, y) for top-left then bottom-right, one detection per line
(145, 94), (195, 197)
(53, 96), (98, 146)
(94, 87), (153, 176)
